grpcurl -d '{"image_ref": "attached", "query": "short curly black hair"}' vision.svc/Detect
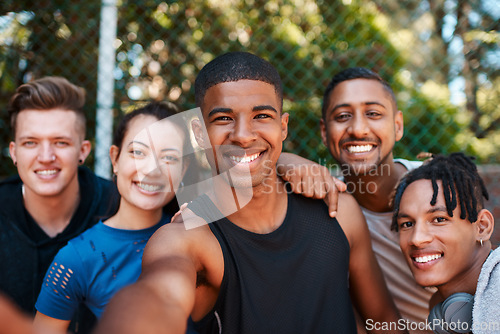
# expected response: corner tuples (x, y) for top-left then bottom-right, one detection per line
(391, 152), (489, 231)
(194, 51), (283, 110)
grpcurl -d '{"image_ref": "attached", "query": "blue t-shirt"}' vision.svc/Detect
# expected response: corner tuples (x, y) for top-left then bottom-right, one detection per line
(35, 216), (169, 320)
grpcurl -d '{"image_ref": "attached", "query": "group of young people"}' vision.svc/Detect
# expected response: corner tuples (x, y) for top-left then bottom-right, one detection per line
(0, 51), (497, 334)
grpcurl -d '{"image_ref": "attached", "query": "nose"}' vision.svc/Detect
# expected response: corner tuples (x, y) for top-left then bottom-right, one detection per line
(409, 221), (433, 247)
(230, 117), (256, 146)
(37, 142), (56, 163)
(347, 113), (369, 138)
(143, 154), (163, 178)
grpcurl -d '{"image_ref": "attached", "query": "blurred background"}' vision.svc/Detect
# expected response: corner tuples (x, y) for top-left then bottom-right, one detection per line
(0, 0), (498, 243)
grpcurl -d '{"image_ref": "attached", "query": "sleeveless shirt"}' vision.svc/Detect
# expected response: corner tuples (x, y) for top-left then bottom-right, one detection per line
(189, 192), (356, 334)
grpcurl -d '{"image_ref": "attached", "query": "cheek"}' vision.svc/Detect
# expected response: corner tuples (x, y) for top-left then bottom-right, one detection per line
(166, 164), (185, 183)
(115, 159), (137, 182)
(326, 124), (343, 142)
(398, 233), (410, 253)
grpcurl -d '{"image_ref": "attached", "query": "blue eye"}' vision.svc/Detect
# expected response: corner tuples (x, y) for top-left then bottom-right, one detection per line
(23, 141), (36, 147)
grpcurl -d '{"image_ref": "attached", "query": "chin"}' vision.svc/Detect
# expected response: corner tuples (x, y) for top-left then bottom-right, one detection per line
(413, 274), (442, 288)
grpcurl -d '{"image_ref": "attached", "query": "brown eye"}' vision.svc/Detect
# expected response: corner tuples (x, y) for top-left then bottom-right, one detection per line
(399, 221), (414, 229)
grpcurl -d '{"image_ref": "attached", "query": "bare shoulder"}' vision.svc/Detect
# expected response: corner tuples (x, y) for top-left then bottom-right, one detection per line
(336, 192), (365, 225)
(144, 208), (224, 287)
(335, 192), (369, 247)
(146, 208), (218, 262)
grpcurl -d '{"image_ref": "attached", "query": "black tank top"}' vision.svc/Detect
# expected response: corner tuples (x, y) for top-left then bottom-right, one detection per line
(189, 193), (356, 334)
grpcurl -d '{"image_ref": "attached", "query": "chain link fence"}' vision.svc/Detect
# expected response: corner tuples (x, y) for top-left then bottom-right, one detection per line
(1, 0), (499, 241)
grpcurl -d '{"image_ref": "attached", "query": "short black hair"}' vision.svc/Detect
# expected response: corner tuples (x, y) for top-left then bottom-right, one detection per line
(391, 153), (489, 231)
(194, 51), (283, 110)
(322, 67), (396, 120)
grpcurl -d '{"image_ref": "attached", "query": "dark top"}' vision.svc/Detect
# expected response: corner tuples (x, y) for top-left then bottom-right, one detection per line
(189, 192), (356, 334)
(0, 166), (119, 333)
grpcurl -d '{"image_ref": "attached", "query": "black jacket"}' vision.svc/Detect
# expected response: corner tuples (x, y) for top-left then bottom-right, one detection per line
(0, 167), (119, 331)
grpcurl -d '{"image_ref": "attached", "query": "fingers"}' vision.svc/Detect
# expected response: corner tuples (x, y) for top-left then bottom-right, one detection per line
(333, 177), (347, 192)
(171, 203), (189, 223)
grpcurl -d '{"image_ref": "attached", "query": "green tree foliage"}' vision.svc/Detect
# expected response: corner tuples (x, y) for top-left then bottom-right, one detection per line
(0, 0), (497, 179)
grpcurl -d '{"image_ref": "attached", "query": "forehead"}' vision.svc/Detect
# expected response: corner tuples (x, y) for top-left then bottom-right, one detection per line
(202, 80), (280, 113)
(401, 180), (436, 205)
(127, 115), (185, 151)
(15, 109), (83, 137)
(327, 79), (394, 109)
(400, 179), (453, 215)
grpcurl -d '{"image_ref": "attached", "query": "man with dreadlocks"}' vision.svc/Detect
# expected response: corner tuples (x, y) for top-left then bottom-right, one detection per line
(393, 153), (499, 334)
(278, 67), (434, 332)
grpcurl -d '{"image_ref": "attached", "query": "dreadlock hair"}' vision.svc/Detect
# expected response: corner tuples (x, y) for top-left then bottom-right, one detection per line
(322, 67), (396, 120)
(194, 51), (283, 110)
(391, 152), (489, 231)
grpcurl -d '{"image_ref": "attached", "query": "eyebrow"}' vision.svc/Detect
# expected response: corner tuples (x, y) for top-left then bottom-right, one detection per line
(427, 206), (448, 214)
(18, 136), (73, 140)
(396, 205), (449, 219)
(208, 105), (278, 117)
(330, 101), (386, 113)
(253, 105), (278, 113)
(129, 141), (181, 153)
(208, 107), (232, 118)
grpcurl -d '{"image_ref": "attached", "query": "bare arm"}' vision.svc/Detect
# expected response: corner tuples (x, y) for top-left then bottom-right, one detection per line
(0, 294), (33, 334)
(277, 152), (346, 217)
(33, 312), (69, 334)
(94, 223), (198, 334)
(336, 193), (407, 334)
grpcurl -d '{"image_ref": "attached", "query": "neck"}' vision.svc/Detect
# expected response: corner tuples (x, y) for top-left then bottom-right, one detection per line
(343, 159), (406, 212)
(211, 172), (288, 234)
(23, 182), (80, 238)
(436, 246), (492, 300)
(105, 200), (163, 230)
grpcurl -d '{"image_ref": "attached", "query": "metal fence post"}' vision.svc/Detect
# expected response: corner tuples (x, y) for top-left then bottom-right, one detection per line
(95, 0), (117, 179)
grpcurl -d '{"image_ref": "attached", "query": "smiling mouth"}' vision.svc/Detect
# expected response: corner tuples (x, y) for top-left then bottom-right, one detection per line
(36, 169), (58, 175)
(136, 182), (164, 192)
(346, 145), (373, 153)
(413, 254), (442, 263)
(229, 152), (261, 164)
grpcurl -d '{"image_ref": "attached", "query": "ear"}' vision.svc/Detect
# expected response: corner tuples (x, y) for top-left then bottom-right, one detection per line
(109, 145), (120, 174)
(9, 141), (17, 166)
(280, 112), (289, 141)
(475, 209), (494, 243)
(320, 118), (328, 147)
(191, 118), (209, 149)
(394, 110), (404, 142)
(78, 140), (92, 164)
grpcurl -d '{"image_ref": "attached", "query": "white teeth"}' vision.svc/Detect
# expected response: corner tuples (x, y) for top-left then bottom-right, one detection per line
(347, 145), (373, 153)
(36, 170), (57, 175)
(230, 153), (260, 164)
(414, 254), (442, 263)
(136, 183), (162, 192)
